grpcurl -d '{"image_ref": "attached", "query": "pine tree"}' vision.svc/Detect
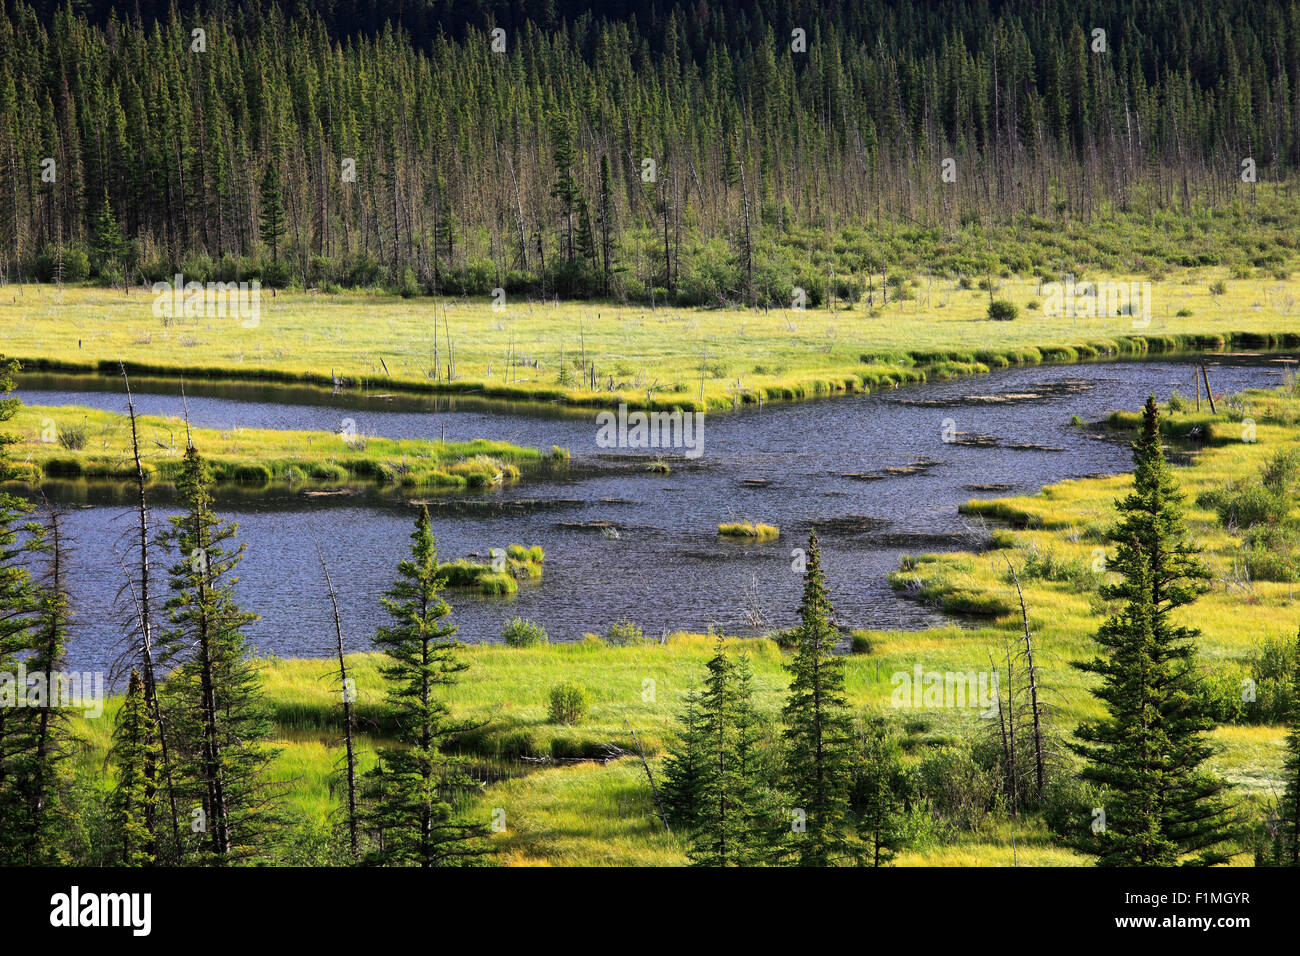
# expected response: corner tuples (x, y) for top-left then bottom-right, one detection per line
(850, 716), (912, 867)
(575, 196), (597, 269)
(12, 508), (73, 865)
(660, 689), (706, 832)
(89, 191), (123, 274)
(549, 111), (579, 263)
(158, 445), (280, 864)
(364, 506), (488, 867)
(685, 642), (768, 866)
(258, 158), (287, 265)
(781, 529), (855, 866)
(0, 357), (43, 866)
(1072, 396), (1237, 866)
(108, 669), (159, 867)
(1273, 629), (1300, 865)
(596, 153), (615, 294)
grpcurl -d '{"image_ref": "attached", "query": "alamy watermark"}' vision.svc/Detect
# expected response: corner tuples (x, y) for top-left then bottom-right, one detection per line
(595, 404), (705, 459)
(890, 664), (999, 718)
(1041, 276), (1152, 328)
(151, 273), (261, 328)
(0, 663), (105, 718)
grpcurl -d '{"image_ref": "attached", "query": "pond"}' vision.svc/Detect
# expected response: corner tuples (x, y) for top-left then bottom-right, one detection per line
(14, 352), (1295, 675)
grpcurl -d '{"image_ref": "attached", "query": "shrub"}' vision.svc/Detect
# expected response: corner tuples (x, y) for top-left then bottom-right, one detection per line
(916, 743), (1002, 834)
(1198, 481), (1289, 529)
(57, 422), (88, 451)
(502, 617), (548, 648)
(1209, 279), (1228, 296)
(1167, 389), (1192, 413)
(771, 627), (800, 649)
(605, 617), (648, 646)
(548, 682), (589, 724)
(848, 632), (873, 654)
(987, 299), (1018, 321)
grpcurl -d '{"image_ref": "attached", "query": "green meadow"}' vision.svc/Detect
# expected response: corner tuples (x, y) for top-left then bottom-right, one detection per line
(6, 270), (1300, 412)
(2, 402), (546, 490)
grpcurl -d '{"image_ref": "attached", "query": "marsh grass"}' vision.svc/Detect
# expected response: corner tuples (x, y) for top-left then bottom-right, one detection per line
(718, 520), (780, 539)
(7, 403), (540, 489)
(8, 274), (1300, 411)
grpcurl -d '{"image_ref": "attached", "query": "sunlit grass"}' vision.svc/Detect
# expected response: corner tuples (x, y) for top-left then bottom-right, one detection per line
(4, 402), (540, 489)
(6, 272), (1300, 410)
(717, 520), (780, 539)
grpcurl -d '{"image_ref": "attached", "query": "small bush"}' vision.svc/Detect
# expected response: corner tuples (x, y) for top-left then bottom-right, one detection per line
(1198, 481), (1289, 530)
(848, 632), (873, 654)
(1209, 279), (1228, 296)
(502, 617), (548, 648)
(987, 300), (1018, 321)
(605, 617), (648, 646)
(548, 682), (589, 724)
(57, 423), (88, 451)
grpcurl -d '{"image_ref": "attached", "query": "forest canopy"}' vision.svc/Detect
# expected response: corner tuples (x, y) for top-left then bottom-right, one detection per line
(1, 0), (1298, 303)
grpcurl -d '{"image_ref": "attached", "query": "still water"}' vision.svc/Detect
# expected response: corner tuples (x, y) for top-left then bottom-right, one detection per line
(15, 353), (1293, 674)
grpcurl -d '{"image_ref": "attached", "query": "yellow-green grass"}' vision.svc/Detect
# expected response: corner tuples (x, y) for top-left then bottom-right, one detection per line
(718, 520), (780, 540)
(885, 385), (1300, 781)
(6, 272), (1300, 411)
(4, 402), (542, 489)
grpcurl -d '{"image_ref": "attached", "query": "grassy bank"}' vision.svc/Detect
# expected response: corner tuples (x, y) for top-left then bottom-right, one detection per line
(5, 402), (547, 489)
(6, 272), (1300, 411)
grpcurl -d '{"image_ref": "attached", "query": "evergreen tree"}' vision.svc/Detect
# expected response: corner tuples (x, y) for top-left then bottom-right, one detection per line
(89, 191), (123, 274)
(549, 111), (579, 263)
(1272, 629), (1300, 865)
(660, 689), (706, 832)
(364, 506), (488, 867)
(850, 716), (912, 867)
(596, 153), (615, 294)
(0, 357), (43, 866)
(780, 529), (855, 866)
(685, 642), (768, 866)
(1072, 396), (1237, 866)
(158, 445), (280, 864)
(108, 669), (159, 867)
(258, 158), (287, 265)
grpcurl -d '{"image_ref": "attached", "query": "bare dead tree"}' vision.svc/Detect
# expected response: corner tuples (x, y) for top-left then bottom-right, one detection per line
(312, 535), (359, 861)
(121, 363), (183, 860)
(1006, 560), (1048, 801)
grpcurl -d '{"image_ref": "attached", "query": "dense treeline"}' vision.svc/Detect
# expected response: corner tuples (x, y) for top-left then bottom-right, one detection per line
(2, 0), (1299, 303)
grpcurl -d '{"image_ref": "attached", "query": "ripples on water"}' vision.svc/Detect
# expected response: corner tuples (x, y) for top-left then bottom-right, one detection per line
(15, 354), (1295, 674)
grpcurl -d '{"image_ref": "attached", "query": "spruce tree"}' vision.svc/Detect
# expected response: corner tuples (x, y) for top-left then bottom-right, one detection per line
(108, 669), (159, 867)
(1274, 629), (1300, 865)
(364, 506), (488, 867)
(780, 529), (855, 866)
(89, 191), (124, 275)
(258, 158), (287, 265)
(0, 357), (43, 865)
(685, 642), (768, 866)
(549, 111), (579, 263)
(1072, 396), (1237, 865)
(661, 689), (706, 832)
(158, 445), (279, 864)
(850, 716), (911, 867)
